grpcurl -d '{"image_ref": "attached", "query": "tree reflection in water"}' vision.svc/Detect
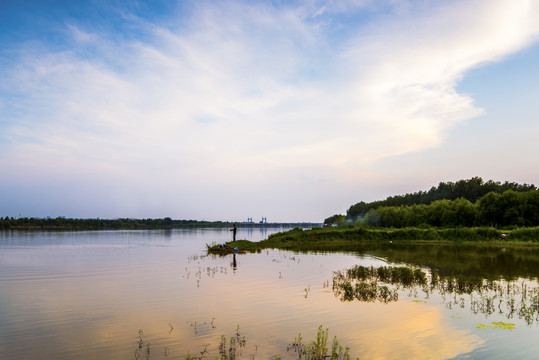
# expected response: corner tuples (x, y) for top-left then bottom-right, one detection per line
(332, 265), (539, 325)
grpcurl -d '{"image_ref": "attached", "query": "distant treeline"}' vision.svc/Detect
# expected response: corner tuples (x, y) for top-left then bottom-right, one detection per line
(326, 177), (539, 228)
(0, 217), (234, 230)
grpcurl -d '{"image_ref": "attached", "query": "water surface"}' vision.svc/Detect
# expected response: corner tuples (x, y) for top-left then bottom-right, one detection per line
(1, 229), (538, 359)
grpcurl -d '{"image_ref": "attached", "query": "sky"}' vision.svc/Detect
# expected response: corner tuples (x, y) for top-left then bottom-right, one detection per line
(1, 0), (539, 222)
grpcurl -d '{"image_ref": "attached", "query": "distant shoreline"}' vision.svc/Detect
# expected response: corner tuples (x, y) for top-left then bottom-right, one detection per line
(0, 217), (322, 231)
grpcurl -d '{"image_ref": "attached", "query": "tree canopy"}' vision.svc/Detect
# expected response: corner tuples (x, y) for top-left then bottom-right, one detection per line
(326, 177), (538, 228)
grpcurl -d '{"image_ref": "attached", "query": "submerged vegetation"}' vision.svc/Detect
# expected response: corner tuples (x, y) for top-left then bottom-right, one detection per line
(333, 265), (539, 326)
(475, 322), (515, 330)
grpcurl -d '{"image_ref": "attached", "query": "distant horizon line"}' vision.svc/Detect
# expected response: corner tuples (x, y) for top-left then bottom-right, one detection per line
(1, 216), (323, 224)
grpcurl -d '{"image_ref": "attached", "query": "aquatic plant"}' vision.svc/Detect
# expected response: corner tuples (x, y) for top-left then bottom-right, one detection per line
(133, 324), (356, 359)
(333, 265), (539, 325)
(185, 345), (208, 360)
(134, 329), (151, 360)
(217, 325), (246, 360)
(288, 325), (351, 360)
(475, 322), (515, 330)
(333, 266), (426, 303)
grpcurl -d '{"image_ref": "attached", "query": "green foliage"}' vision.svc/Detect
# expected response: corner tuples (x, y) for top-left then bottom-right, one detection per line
(290, 325), (351, 360)
(347, 177), (536, 219)
(206, 240), (263, 254)
(509, 227), (539, 241)
(264, 226), (539, 250)
(344, 177), (538, 228)
(354, 190), (539, 229)
(324, 214), (346, 226)
(307, 325), (329, 358)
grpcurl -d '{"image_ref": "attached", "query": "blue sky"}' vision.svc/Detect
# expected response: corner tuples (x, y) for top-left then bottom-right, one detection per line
(1, 0), (538, 222)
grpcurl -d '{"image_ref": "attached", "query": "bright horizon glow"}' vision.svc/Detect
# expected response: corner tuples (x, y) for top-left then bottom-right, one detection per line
(1, 0), (539, 222)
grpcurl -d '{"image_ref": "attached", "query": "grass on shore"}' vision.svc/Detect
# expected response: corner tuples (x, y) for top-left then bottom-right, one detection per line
(206, 240), (264, 254)
(207, 226), (539, 255)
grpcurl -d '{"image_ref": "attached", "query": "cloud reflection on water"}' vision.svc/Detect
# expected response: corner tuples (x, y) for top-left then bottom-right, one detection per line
(0, 230), (501, 359)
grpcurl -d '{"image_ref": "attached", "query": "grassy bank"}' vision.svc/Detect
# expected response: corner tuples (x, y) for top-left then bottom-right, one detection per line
(207, 226), (539, 254)
(206, 240), (264, 254)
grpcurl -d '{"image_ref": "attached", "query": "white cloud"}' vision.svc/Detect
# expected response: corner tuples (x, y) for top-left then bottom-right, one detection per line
(1, 0), (539, 220)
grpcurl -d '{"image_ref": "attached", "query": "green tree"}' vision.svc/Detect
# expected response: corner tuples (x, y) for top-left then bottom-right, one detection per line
(440, 198), (477, 227)
(500, 190), (526, 226)
(477, 192), (503, 226)
(324, 214), (345, 226)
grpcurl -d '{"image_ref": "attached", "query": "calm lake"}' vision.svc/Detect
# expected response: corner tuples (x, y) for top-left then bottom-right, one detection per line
(1, 228), (538, 359)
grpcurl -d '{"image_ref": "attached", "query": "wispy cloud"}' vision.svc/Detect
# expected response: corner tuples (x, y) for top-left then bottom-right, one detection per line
(1, 0), (538, 219)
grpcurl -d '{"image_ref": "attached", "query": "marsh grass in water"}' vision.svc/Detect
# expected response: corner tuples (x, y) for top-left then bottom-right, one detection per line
(217, 325), (247, 360)
(287, 325), (353, 360)
(333, 266), (427, 303)
(134, 325), (356, 359)
(134, 329), (151, 360)
(333, 265), (539, 325)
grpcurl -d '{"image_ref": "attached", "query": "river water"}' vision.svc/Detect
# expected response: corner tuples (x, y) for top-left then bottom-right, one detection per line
(0, 228), (538, 359)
